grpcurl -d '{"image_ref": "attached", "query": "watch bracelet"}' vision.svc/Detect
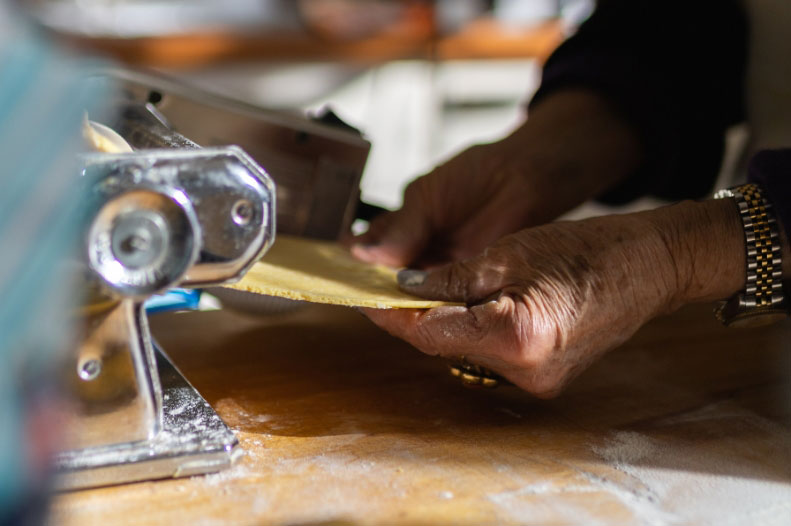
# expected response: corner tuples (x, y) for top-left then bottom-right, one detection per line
(714, 183), (785, 317)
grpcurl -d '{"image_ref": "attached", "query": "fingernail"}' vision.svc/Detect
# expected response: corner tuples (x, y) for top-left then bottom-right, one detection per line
(480, 291), (502, 304)
(397, 269), (427, 288)
(352, 242), (379, 253)
(351, 245), (374, 263)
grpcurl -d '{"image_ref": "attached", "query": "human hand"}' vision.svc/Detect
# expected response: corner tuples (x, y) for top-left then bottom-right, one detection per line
(364, 200), (745, 397)
(349, 89), (644, 269)
(350, 141), (535, 268)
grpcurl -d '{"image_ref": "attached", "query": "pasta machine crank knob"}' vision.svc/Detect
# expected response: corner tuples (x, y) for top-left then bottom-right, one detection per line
(87, 186), (200, 298)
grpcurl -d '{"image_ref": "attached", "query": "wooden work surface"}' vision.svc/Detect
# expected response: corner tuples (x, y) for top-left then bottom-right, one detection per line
(54, 303), (791, 525)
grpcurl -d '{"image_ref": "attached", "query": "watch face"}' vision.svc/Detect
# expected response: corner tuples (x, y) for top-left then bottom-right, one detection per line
(727, 310), (789, 329)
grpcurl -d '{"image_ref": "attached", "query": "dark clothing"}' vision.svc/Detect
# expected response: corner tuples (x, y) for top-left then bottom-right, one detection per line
(747, 149), (791, 238)
(532, 0), (748, 204)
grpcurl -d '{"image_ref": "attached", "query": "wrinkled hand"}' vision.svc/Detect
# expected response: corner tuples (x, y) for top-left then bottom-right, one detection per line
(364, 201), (745, 397)
(349, 89), (645, 269)
(351, 142), (534, 268)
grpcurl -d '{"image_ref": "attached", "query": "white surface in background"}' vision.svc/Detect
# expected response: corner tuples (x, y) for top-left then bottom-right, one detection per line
(36, 0), (303, 37)
(589, 429), (791, 526)
(303, 59), (540, 209)
(177, 57), (650, 218)
(171, 58), (540, 209)
(172, 62), (367, 110)
(172, 56), (657, 220)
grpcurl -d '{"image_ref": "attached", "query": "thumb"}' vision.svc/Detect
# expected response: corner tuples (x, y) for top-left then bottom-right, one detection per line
(396, 254), (506, 304)
(351, 207), (432, 268)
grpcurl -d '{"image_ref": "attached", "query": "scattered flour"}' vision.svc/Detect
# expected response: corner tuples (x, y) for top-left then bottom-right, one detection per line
(213, 397), (276, 431)
(589, 430), (791, 526)
(487, 411), (791, 526)
(198, 452), (252, 487)
(488, 475), (673, 526)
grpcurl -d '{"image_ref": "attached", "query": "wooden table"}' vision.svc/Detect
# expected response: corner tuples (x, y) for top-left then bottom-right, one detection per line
(53, 303), (791, 525)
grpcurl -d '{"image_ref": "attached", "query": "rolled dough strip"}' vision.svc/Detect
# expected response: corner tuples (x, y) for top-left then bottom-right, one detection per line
(225, 235), (460, 309)
(82, 115), (133, 153)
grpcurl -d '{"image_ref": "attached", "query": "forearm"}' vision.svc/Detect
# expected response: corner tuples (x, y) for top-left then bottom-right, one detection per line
(497, 88), (644, 224)
(531, 0), (746, 203)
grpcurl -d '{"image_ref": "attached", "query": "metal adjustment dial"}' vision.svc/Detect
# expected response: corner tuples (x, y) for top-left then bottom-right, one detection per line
(88, 187), (200, 298)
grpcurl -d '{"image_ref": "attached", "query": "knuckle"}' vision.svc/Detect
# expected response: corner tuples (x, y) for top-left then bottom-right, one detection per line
(510, 351), (539, 371)
(403, 176), (424, 197)
(531, 384), (564, 400)
(500, 312), (541, 369)
(501, 320), (568, 398)
(404, 175), (434, 207)
(366, 211), (398, 237)
(415, 307), (485, 357)
(413, 317), (448, 356)
(442, 257), (494, 303)
(482, 242), (521, 280)
(445, 262), (475, 301)
(527, 371), (567, 399)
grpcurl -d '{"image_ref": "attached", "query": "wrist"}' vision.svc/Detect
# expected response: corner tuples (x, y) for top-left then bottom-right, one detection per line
(504, 89), (644, 224)
(646, 199), (746, 308)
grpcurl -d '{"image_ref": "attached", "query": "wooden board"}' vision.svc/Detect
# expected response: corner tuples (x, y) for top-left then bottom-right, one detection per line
(52, 303), (791, 525)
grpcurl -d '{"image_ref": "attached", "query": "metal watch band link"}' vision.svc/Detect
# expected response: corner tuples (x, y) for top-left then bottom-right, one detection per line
(733, 184), (783, 307)
(714, 183), (785, 318)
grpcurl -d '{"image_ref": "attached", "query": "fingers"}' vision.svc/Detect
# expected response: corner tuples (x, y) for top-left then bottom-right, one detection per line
(349, 207), (432, 268)
(362, 301), (512, 360)
(396, 253), (508, 304)
(363, 302), (566, 399)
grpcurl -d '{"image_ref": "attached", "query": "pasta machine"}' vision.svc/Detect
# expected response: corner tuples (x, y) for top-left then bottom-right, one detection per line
(54, 70), (370, 489)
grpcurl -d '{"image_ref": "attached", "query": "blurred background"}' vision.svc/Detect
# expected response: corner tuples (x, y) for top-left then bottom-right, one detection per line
(28, 0), (594, 209)
(2, 5), (593, 520)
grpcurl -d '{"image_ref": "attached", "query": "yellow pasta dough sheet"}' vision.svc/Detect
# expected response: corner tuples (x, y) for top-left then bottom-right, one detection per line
(224, 235), (460, 309)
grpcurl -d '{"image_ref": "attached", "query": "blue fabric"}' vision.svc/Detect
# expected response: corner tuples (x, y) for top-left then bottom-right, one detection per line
(0, 5), (111, 517)
(145, 289), (203, 314)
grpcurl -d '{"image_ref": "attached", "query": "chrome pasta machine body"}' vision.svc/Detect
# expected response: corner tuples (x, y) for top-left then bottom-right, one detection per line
(54, 70), (369, 490)
(55, 146), (275, 490)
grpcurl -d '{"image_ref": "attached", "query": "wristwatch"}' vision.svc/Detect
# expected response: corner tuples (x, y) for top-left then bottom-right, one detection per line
(713, 183), (789, 327)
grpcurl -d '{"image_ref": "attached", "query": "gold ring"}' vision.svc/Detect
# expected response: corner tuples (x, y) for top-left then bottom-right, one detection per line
(447, 356), (507, 388)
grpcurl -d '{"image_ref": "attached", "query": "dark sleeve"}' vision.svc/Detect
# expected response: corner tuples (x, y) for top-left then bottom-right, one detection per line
(530, 0), (748, 204)
(747, 149), (791, 239)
